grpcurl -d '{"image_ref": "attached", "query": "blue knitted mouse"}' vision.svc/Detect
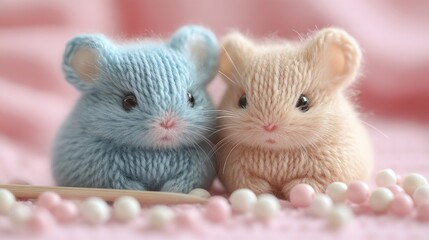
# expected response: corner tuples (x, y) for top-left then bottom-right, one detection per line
(52, 26), (219, 193)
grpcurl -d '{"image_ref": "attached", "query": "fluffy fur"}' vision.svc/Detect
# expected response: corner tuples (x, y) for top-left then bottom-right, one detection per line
(216, 28), (373, 197)
(52, 25), (219, 193)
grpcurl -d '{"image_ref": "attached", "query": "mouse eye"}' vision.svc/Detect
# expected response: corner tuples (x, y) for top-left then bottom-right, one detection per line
(187, 92), (195, 108)
(296, 94), (309, 112)
(122, 92), (138, 112)
(238, 94), (247, 108)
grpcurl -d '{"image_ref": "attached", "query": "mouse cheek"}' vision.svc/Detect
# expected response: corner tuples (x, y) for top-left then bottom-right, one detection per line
(292, 117), (324, 147)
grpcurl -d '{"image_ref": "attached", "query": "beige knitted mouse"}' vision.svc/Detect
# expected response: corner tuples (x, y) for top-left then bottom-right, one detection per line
(216, 28), (373, 198)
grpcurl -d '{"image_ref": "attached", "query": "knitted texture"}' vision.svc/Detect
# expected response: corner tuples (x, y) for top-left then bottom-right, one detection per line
(216, 28), (373, 197)
(52, 25), (219, 193)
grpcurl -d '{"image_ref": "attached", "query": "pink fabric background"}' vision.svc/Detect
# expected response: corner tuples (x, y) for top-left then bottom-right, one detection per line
(0, 0), (428, 239)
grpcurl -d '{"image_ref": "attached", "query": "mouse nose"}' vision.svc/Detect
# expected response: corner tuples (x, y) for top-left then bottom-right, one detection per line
(262, 123), (277, 132)
(160, 118), (175, 129)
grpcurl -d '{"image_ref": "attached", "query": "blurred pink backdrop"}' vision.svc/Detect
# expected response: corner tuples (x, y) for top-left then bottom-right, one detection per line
(1, 1), (429, 239)
(0, 0), (428, 183)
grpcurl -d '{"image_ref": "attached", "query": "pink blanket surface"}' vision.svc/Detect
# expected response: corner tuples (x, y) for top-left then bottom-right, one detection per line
(1, 1), (428, 239)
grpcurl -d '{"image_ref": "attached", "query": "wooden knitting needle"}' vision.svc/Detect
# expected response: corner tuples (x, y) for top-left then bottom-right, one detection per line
(0, 184), (207, 205)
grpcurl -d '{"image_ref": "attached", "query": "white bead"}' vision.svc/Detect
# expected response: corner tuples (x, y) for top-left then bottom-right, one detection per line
(188, 188), (211, 199)
(327, 205), (354, 229)
(147, 205), (174, 229)
(369, 187), (394, 213)
(113, 196), (141, 221)
(326, 182), (348, 203)
(309, 194), (333, 217)
(9, 204), (32, 226)
(0, 188), (16, 214)
(229, 188), (257, 213)
(413, 185), (429, 206)
(253, 194), (281, 220)
(80, 197), (110, 224)
(375, 169), (397, 187)
(402, 173), (428, 195)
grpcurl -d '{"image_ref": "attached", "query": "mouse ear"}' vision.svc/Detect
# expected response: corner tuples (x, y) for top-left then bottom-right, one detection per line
(62, 34), (112, 92)
(303, 28), (362, 91)
(169, 25), (219, 85)
(220, 32), (254, 84)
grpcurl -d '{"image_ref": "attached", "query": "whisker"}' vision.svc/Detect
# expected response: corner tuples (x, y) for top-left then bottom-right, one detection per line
(215, 115), (241, 120)
(209, 126), (236, 137)
(200, 110), (239, 115)
(218, 70), (239, 86)
(185, 129), (215, 149)
(359, 120), (390, 139)
(194, 140), (216, 172)
(208, 134), (240, 158)
(199, 109), (236, 113)
(222, 135), (251, 174)
(190, 141), (212, 171)
(183, 132), (216, 172)
(222, 45), (244, 80)
(189, 124), (215, 132)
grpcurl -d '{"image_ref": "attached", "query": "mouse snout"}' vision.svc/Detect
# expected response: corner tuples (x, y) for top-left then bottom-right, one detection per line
(160, 117), (176, 129)
(262, 123), (277, 132)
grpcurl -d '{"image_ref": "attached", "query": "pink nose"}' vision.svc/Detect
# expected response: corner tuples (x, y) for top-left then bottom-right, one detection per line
(160, 118), (175, 129)
(263, 123), (277, 132)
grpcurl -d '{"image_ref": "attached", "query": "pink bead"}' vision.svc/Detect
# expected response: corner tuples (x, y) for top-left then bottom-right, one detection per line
(390, 194), (414, 217)
(205, 196), (231, 222)
(346, 181), (370, 204)
(416, 203), (429, 222)
(386, 185), (405, 196)
(26, 209), (56, 233)
(52, 200), (79, 222)
(175, 210), (200, 228)
(290, 184), (316, 208)
(37, 191), (61, 210)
